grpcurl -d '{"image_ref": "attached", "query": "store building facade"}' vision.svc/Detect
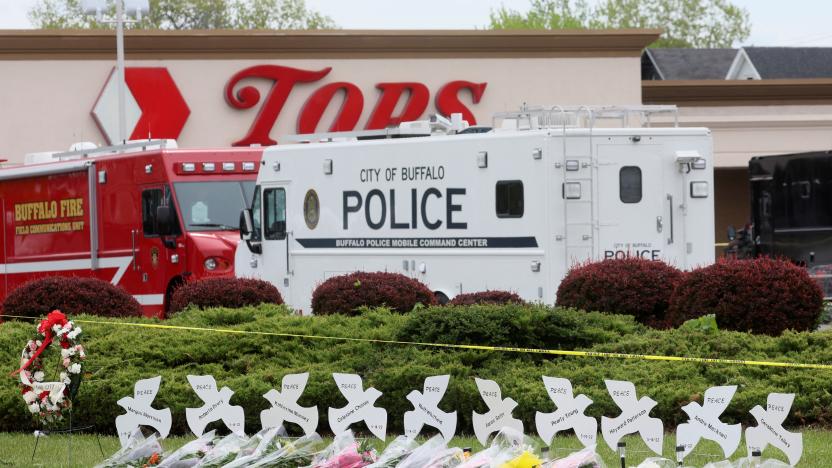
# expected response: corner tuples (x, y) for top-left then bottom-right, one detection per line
(2, 29), (832, 253)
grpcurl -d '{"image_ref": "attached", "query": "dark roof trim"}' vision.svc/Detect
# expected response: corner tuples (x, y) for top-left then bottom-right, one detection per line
(0, 29), (662, 60)
(642, 79), (832, 106)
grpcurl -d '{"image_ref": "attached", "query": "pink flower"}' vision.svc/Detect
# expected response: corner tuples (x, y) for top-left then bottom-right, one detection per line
(63, 358), (71, 367)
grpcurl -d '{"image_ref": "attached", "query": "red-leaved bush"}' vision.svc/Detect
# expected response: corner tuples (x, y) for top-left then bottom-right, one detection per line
(170, 277), (283, 313)
(449, 290), (525, 306)
(311, 271), (436, 315)
(667, 257), (823, 335)
(3, 276), (141, 319)
(555, 258), (683, 328)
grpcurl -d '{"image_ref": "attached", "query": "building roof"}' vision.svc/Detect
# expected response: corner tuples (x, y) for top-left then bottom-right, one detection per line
(743, 47), (832, 79)
(0, 29), (661, 59)
(643, 48), (737, 80)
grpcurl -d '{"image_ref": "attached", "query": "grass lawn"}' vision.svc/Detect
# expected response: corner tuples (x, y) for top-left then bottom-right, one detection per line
(1, 429), (830, 467)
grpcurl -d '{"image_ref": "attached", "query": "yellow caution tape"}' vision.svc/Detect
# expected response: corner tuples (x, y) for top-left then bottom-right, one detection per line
(3, 314), (832, 370)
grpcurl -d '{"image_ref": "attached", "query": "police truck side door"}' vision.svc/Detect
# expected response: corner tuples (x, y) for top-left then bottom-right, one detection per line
(261, 185), (291, 305)
(596, 143), (666, 261)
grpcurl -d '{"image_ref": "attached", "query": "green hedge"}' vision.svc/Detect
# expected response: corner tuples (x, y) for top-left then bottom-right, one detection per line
(2, 304), (831, 436)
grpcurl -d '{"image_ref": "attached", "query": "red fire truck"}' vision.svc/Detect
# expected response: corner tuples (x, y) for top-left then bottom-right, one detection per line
(0, 140), (262, 318)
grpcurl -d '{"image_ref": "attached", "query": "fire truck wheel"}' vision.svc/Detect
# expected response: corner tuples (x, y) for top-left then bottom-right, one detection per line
(434, 291), (450, 305)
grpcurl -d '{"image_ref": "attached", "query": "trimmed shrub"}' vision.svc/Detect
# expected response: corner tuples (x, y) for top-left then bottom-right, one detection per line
(555, 258), (684, 328)
(667, 257), (824, 335)
(449, 290), (524, 306)
(399, 304), (645, 350)
(170, 277), (282, 314)
(311, 271), (436, 315)
(2, 276), (141, 320)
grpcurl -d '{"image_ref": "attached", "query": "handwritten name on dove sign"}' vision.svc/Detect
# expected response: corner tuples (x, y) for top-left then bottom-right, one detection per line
(404, 375), (457, 441)
(746, 393), (803, 466)
(328, 373), (387, 441)
(535, 376), (597, 447)
(676, 385), (741, 460)
(601, 379), (664, 455)
(472, 377), (524, 446)
(115, 376), (172, 447)
(261, 372), (319, 435)
(185, 375), (245, 437)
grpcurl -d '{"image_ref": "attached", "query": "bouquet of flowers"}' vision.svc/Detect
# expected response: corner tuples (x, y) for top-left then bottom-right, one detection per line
(423, 447), (466, 468)
(364, 436), (419, 468)
(541, 446), (606, 468)
(95, 429), (164, 468)
(501, 451), (542, 468)
(157, 430), (217, 468)
(394, 434), (447, 468)
(195, 433), (249, 467)
(249, 432), (325, 467)
(307, 430), (378, 468)
(456, 446), (506, 468)
(223, 427), (284, 468)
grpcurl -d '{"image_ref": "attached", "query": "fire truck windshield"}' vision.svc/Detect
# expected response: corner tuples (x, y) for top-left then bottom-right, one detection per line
(173, 181), (255, 232)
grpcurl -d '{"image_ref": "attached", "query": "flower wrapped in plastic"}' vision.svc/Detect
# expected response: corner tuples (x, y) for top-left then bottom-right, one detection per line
(223, 427), (284, 468)
(195, 433), (249, 467)
(728, 458), (790, 468)
(457, 446), (506, 468)
(95, 428), (164, 468)
(157, 430), (217, 468)
(501, 450), (542, 468)
(394, 434), (447, 468)
(424, 446), (466, 468)
(364, 435), (419, 468)
(309, 430), (378, 468)
(249, 432), (325, 467)
(541, 446), (606, 468)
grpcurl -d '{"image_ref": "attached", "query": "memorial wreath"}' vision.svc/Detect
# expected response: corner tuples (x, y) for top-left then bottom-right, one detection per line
(14, 310), (85, 424)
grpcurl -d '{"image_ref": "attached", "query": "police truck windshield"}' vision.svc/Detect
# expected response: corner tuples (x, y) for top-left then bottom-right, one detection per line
(173, 181), (255, 232)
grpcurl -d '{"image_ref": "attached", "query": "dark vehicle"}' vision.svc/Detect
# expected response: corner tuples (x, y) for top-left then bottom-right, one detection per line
(745, 150), (832, 296)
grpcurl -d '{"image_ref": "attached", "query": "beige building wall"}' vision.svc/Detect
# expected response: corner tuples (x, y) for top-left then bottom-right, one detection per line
(0, 30), (656, 162)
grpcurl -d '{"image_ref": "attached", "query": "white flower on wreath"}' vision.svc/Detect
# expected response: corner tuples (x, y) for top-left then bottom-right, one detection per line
(60, 372), (70, 385)
(35, 340), (42, 347)
(67, 328), (81, 340)
(61, 348), (75, 358)
(68, 363), (81, 374)
(28, 403), (40, 414)
(23, 391), (36, 404)
(52, 324), (62, 334)
(33, 371), (44, 382)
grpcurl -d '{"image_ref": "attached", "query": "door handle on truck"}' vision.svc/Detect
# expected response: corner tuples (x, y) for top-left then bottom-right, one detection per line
(666, 194), (674, 245)
(656, 216), (663, 233)
(131, 229), (138, 270)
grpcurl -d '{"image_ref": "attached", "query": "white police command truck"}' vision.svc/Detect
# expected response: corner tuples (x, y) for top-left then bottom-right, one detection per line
(235, 106), (714, 314)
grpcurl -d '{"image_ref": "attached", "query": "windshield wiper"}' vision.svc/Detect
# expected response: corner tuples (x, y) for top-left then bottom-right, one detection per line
(189, 223), (238, 230)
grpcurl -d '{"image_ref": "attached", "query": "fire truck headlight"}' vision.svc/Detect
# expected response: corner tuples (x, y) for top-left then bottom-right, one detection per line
(204, 258), (218, 271)
(690, 181), (709, 198)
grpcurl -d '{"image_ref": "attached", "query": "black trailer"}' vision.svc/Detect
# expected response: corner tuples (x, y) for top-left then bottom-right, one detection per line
(747, 150), (832, 296)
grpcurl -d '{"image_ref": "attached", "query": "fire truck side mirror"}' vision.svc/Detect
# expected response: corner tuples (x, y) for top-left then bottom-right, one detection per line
(240, 209), (253, 240)
(155, 205), (175, 237)
(727, 225), (736, 241)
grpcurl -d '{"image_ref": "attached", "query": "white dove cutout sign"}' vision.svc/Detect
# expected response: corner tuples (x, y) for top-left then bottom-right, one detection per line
(185, 375), (245, 436)
(676, 385), (741, 460)
(746, 393), (803, 466)
(260, 372), (319, 435)
(601, 380), (664, 455)
(328, 373), (387, 440)
(115, 376), (173, 447)
(472, 377), (524, 446)
(535, 376), (597, 447)
(404, 375), (457, 441)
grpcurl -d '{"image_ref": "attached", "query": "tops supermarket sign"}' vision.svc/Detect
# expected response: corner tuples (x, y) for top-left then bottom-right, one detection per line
(93, 65), (487, 146)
